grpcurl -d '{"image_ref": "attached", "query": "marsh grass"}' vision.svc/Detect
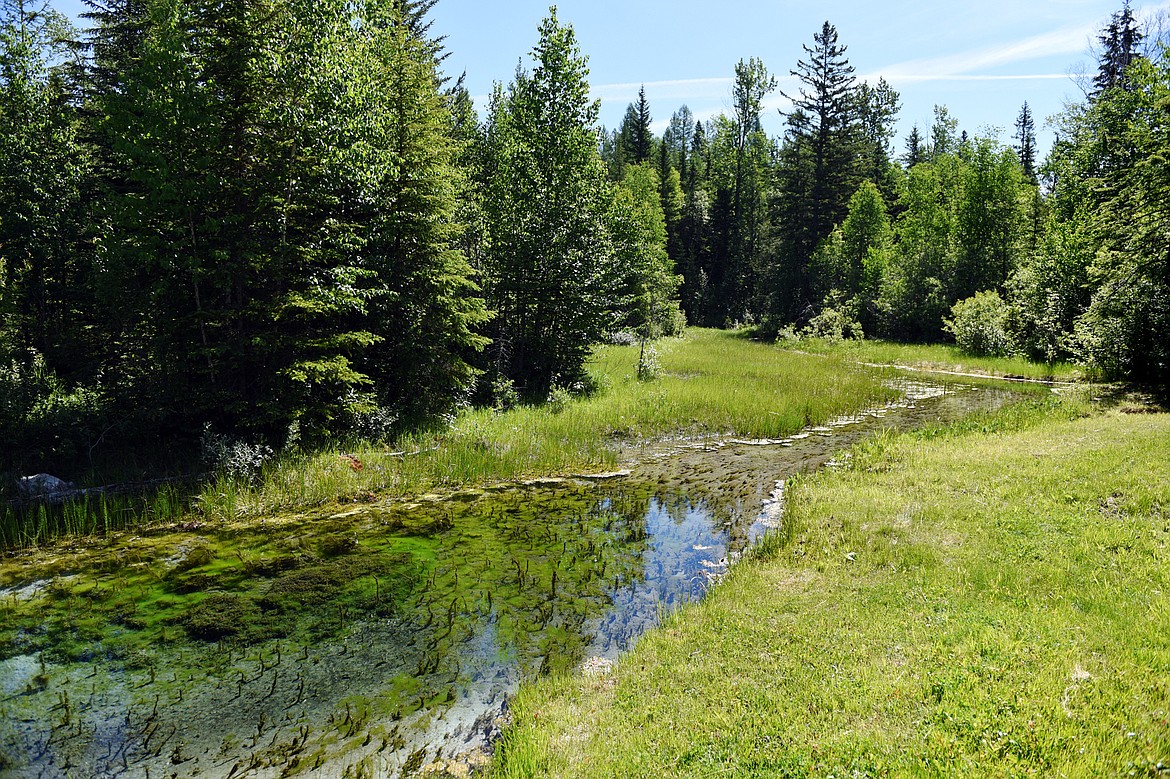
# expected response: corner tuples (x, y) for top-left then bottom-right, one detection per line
(2, 328), (1070, 547)
(791, 337), (1085, 382)
(0, 484), (191, 549)
(195, 329), (900, 522)
(491, 396), (1170, 778)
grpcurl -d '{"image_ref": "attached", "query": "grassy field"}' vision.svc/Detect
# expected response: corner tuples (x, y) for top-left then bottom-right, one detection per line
(1, 329), (1075, 548)
(789, 338), (1085, 383)
(491, 396), (1170, 777)
(192, 329), (902, 522)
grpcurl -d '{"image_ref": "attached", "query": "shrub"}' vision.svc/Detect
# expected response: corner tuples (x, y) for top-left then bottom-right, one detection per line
(801, 294), (864, 344)
(490, 374), (519, 414)
(200, 425), (273, 483)
(546, 383), (573, 414)
(945, 290), (1014, 357)
(637, 344), (661, 382)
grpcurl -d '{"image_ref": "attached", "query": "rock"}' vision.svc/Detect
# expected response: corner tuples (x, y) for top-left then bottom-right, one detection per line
(17, 474), (74, 499)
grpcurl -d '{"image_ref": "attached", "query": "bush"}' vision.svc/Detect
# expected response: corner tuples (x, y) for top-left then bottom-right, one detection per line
(658, 303), (687, 338)
(200, 425), (273, 483)
(637, 343), (661, 382)
(490, 374), (519, 414)
(945, 290), (1014, 357)
(0, 350), (111, 471)
(801, 294), (864, 344)
(546, 383), (573, 414)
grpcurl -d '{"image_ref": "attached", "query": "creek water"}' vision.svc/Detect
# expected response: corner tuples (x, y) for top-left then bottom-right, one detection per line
(0, 381), (1022, 778)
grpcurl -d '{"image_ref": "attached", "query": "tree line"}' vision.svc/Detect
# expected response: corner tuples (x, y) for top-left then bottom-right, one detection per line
(0, 0), (1166, 476)
(600, 3), (1168, 382)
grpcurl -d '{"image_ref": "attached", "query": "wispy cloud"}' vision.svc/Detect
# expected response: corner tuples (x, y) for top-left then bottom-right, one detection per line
(870, 24), (1097, 83)
(590, 77), (733, 103)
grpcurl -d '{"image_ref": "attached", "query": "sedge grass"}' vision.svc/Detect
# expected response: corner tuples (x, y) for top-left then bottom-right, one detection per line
(491, 396), (1170, 778)
(195, 328), (902, 521)
(790, 337), (1085, 382)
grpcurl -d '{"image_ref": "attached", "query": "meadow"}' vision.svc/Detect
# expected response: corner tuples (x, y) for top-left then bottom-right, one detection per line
(490, 394), (1170, 777)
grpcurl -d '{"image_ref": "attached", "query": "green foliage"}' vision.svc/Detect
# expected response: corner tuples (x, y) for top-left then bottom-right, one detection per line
(801, 294), (864, 343)
(612, 163), (683, 340)
(877, 138), (1030, 341)
(480, 9), (621, 395)
(0, 350), (110, 473)
(353, 6), (490, 429)
(1007, 215), (1093, 364)
(0, 1), (93, 380)
(945, 290), (1014, 357)
(1074, 57), (1170, 383)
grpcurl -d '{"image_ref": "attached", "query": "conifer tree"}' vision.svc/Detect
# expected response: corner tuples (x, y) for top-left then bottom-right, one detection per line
(481, 8), (619, 393)
(903, 125), (925, 169)
(854, 78), (901, 190)
(0, 0), (90, 373)
(356, 1), (490, 430)
(1094, 0), (1143, 94)
(771, 21), (858, 323)
(617, 85), (653, 167)
(1014, 101), (1037, 181)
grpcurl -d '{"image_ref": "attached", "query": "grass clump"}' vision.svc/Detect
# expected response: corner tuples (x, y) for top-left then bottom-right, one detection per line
(790, 337), (1084, 382)
(492, 400), (1170, 777)
(191, 329), (900, 522)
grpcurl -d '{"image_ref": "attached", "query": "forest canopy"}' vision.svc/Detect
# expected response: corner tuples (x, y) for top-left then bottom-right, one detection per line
(0, 0), (1166, 477)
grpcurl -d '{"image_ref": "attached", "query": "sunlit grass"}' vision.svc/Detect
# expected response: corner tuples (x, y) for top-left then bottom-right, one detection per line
(491, 397), (1170, 778)
(198, 328), (901, 521)
(790, 337), (1085, 382)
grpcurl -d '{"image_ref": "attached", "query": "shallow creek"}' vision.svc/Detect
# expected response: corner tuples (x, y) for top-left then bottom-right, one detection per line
(0, 382), (1021, 778)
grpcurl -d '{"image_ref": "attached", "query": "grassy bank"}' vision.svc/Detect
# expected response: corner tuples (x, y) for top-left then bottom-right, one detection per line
(492, 397), (1170, 777)
(193, 329), (904, 522)
(3, 329), (1067, 548)
(789, 338), (1084, 383)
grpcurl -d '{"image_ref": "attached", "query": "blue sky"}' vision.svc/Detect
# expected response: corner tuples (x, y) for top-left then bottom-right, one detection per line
(427, 0), (1169, 155)
(55, 0), (1170, 156)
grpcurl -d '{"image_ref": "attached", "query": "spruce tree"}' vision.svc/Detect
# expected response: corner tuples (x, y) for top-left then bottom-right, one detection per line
(1094, 0), (1143, 94)
(1014, 101), (1037, 181)
(0, 0), (90, 374)
(771, 21), (858, 323)
(481, 8), (619, 393)
(903, 125), (925, 169)
(88, 0), (448, 439)
(356, 1), (490, 429)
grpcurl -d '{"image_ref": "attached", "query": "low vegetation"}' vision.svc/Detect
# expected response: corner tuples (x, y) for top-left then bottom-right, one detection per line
(2, 329), (899, 547)
(788, 337), (1084, 383)
(492, 396), (1170, 777)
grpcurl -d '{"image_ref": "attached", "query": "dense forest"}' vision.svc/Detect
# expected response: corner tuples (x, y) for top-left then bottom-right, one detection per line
(0, 0), (1167, 477)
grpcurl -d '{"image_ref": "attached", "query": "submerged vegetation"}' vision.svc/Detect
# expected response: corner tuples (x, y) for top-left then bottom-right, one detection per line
(2, 0), (1168, 775)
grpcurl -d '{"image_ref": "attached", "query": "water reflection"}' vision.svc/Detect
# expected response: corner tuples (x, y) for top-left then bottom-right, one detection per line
(0, 383), (1021, 777)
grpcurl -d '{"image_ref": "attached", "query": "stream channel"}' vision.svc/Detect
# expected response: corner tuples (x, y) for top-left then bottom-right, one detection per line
(0, 380), (1025, 778)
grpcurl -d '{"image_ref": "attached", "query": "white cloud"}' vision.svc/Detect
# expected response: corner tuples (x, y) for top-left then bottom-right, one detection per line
(872, 24), (1097, 83)
(590, 77), (733, 104)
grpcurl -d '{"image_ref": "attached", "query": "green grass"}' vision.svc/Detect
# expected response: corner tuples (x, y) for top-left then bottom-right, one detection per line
(491, 397), (1170, 777)
(193, 329), (901, 522)
(790, 338), (1085, 382)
